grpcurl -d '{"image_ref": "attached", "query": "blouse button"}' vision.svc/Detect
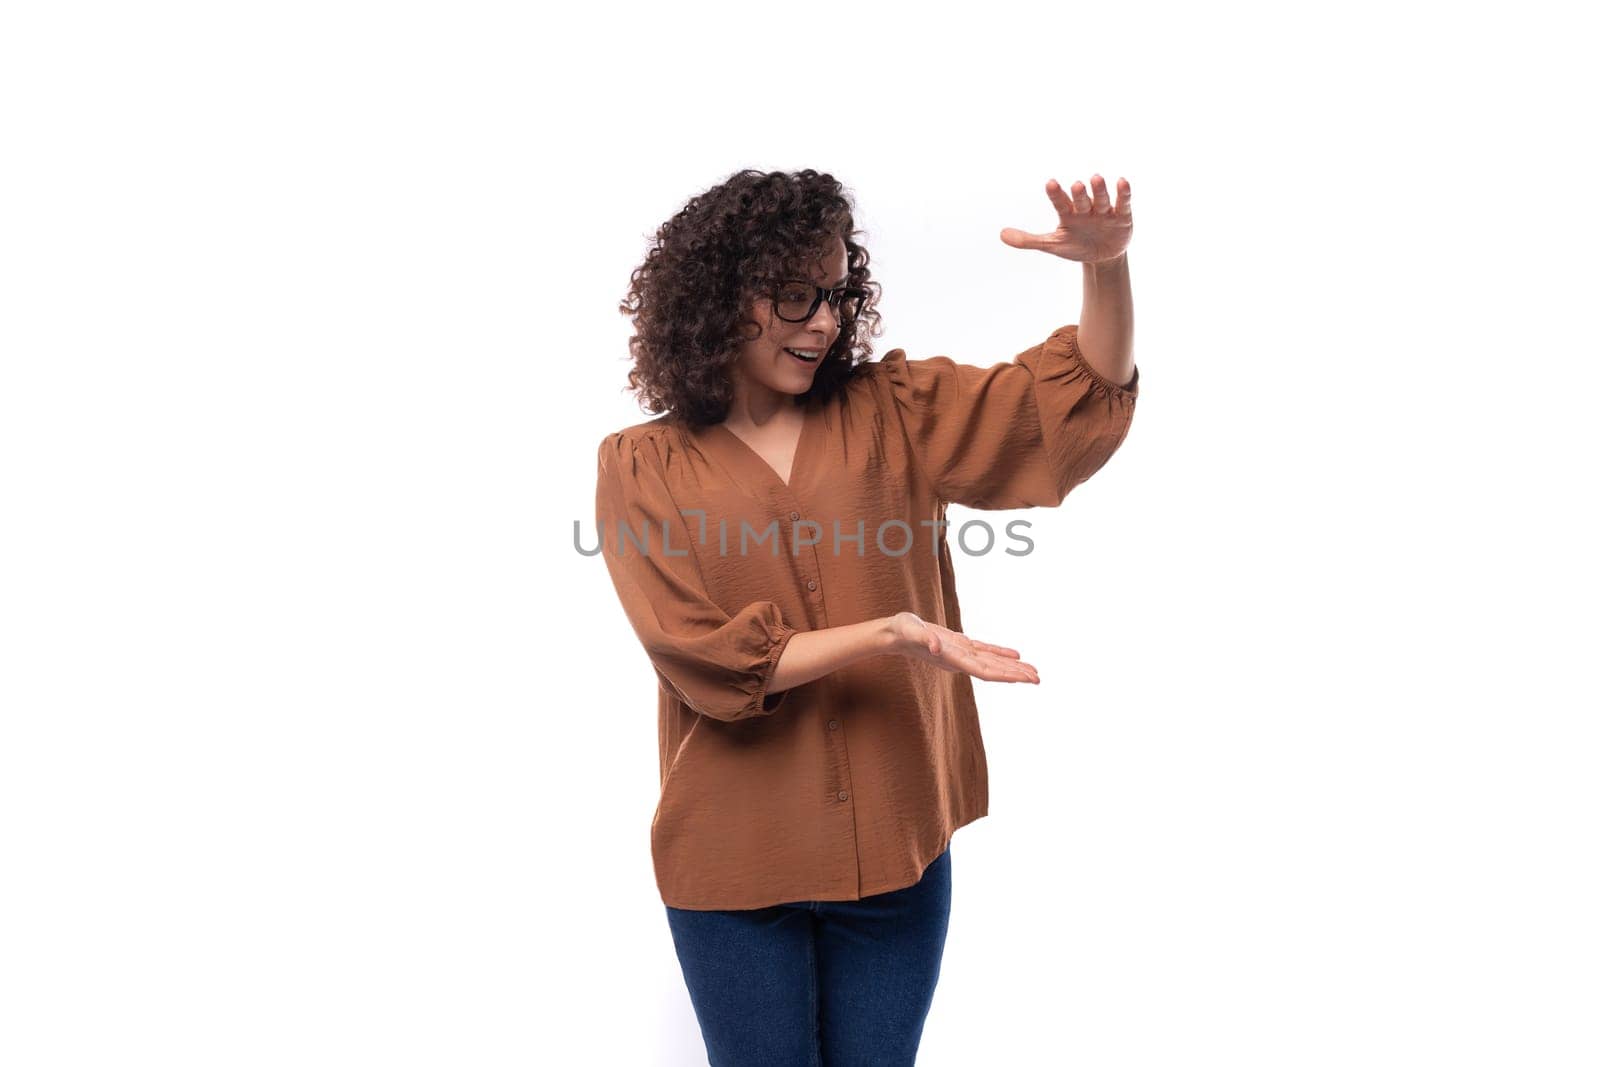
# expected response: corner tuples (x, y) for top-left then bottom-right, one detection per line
(789, 510), (800, 521)
(806, 580), (817, 591)
(837, 790), (849, 802)
(827, 719), (839, 730)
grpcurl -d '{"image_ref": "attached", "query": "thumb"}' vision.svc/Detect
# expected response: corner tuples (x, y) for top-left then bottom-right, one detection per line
(927, 632), (941, 655)
(999, 227), (1048, 250)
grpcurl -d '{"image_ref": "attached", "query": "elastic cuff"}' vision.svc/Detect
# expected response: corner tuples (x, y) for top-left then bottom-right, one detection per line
(1050, 324), (1139, 400)
(754, 623), (799, 715)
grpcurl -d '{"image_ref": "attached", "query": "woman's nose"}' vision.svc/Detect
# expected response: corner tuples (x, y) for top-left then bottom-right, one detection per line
(811, 299), (838, 333)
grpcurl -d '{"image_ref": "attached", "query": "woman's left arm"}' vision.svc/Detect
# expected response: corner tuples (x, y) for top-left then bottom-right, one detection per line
(1002, 174), (1135, 386)
(1079, 251), (1134, 387)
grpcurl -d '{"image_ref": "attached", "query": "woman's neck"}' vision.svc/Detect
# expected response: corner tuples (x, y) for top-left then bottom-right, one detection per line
(723, 380), (800, 432)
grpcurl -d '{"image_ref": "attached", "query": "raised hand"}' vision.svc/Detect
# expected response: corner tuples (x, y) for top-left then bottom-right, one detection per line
(889, 611), (1040, 685)
(999, 174), (1132, 265)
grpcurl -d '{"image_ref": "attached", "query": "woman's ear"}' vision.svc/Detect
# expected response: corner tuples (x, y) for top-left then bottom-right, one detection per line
(731, 311), (766, 344)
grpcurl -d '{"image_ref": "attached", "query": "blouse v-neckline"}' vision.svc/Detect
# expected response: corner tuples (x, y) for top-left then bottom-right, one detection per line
(705, 399), (818, 496)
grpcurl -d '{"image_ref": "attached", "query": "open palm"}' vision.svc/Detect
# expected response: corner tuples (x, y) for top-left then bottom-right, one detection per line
(999, 174), (1132, 265)
(890, 612), (1040, 685)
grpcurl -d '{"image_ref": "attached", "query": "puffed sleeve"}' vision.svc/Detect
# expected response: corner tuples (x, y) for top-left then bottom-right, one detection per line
(875, 323), (1139, 509)
(595, 430), (799, 722)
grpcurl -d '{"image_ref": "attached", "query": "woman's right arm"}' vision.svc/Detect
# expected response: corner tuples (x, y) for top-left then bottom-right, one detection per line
(769, 612), (1040, 693)
(767, 617), (898, 693)
(598, 432), (1039, 724)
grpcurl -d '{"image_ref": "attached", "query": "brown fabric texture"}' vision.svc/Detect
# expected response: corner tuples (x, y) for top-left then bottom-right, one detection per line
(595, 324), (1139, 910)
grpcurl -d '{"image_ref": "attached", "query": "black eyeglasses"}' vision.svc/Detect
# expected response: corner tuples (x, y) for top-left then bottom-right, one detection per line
(769, 280), (870, 324)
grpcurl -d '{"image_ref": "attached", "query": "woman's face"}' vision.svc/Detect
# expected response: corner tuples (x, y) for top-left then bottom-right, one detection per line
(730, 235), (850, 405)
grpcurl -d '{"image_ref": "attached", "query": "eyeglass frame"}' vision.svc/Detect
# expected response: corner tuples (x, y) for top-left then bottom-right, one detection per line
(766, 278), (872, 324)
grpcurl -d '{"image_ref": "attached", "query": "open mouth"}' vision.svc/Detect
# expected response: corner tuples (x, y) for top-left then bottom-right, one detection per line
(784, 347), (822, 364)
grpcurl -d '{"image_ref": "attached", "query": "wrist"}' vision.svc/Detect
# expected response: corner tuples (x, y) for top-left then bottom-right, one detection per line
(1084, 251), (1128, 274)
(875, 614), (908, 656)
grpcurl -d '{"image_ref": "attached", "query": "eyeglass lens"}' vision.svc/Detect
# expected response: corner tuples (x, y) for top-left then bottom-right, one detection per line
(775, 282), (864, 323)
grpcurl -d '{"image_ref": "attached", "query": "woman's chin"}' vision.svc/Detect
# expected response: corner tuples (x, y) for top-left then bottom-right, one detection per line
(772, 366), (817, 391)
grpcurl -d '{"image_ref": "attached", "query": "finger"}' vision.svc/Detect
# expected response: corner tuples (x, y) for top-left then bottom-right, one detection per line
(971, 652), (1036, 683)
(965, 659), (1009, 681)
(1089, 174), (1111, 213)
(1115, 176), (1132, 217)
(968, 640), (1021, 659)
(1070, 180), (1092, 213)
(1012, 660), (1039, 683)
(999, 226), (1052, 251)
(999, 656), (1039, 684)
(976, 660), (1036, 684)
(1044, 177), (1076, 218)
(927, 632), (941, 656)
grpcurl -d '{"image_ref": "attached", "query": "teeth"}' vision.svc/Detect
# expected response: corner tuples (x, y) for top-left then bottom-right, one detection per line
(785, 347), (820, 361)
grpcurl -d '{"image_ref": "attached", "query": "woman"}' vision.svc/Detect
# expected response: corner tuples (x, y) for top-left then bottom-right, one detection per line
(595, 168), (1138, 1065)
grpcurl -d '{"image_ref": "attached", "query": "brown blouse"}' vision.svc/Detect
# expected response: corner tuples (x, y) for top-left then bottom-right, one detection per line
(595, 323), (1139, 910)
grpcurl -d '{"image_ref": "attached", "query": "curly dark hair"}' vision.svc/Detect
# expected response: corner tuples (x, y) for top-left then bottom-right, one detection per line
(617, 168), (884, 427)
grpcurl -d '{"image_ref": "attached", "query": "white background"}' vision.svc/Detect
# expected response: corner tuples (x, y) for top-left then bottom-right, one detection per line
(4, 2), (1597, 1064)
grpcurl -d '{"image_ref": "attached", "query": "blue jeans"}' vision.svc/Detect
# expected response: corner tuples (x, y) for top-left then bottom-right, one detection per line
(664, 846), (953, 1066)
